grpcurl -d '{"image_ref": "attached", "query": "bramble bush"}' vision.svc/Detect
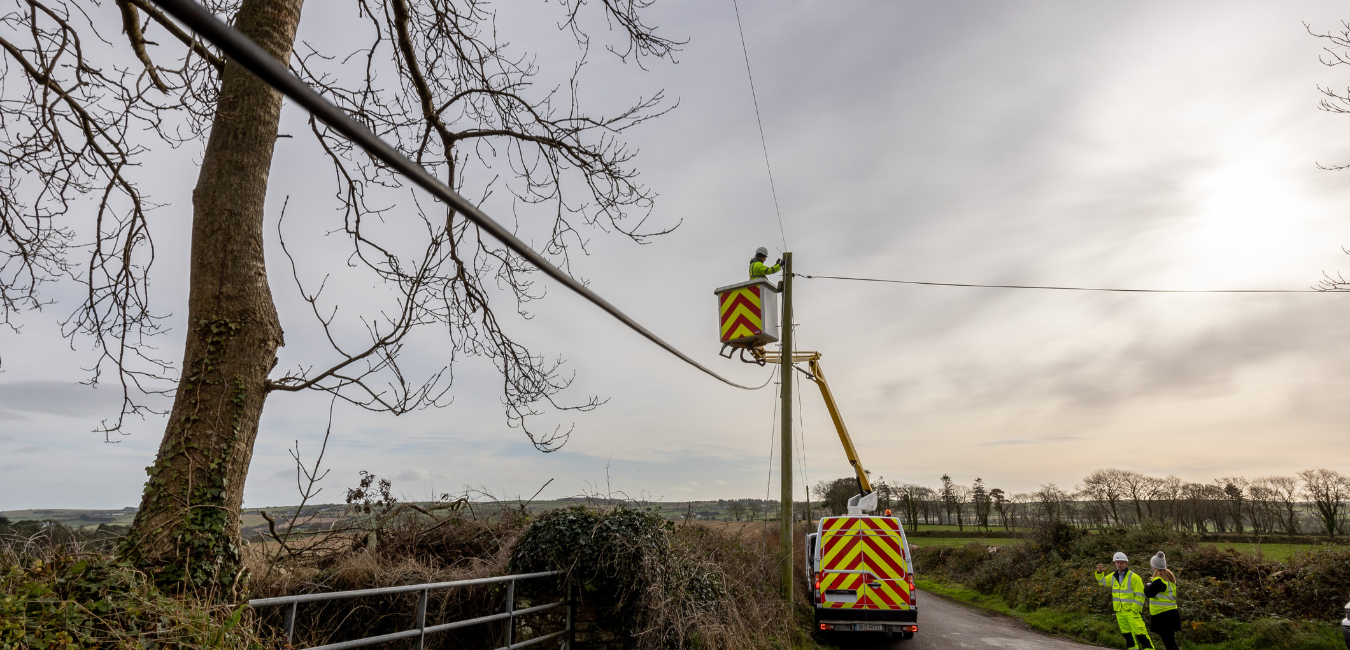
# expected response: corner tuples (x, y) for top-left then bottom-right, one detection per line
(0, 551), (265, 650)
(510, 505), (808, 650)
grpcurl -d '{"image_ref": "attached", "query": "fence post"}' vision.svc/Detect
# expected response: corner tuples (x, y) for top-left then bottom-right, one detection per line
(504, 579), (516, 648)
(284, 601), (297, 647)
(416, 587), (428, 650)
(564, 581), (574, 650)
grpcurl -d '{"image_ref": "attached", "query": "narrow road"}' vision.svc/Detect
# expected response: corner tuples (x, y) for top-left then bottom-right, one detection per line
(832, 591), (1110, 649)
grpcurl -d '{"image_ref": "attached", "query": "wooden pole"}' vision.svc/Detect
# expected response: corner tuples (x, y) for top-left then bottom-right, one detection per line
(779, 252), (794, 601)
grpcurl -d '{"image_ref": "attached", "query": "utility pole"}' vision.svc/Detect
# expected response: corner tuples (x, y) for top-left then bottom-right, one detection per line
(779, 252), (794, 601)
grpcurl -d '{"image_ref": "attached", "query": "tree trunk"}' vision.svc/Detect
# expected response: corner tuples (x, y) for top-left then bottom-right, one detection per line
(118, 0), (303, 592)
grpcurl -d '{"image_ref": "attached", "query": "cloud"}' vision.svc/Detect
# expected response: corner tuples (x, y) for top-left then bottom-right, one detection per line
(0, 411), (26, 422)
(0, 381), (121, 418)
(0, 464), (23, 472)
(397, 469), (431, 481)
(976, 436), (1085, 447)
(13, 446), (48, 454)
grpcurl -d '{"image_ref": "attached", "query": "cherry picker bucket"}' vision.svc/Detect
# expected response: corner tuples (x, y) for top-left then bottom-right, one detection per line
(714, 278), (780, 349)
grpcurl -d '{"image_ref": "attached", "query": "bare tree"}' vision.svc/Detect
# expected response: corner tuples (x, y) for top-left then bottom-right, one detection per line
(1119, 470), (1158, 526)
(1034, 483), (1069, 524)
(0, 0), (680, 590)
(1247, 477), (1280, 534)
(1080, 468), (1126, 527)
(1298, 468), (1349, 537)
(1308, 24), (1350, 289)
(1263, 475), (1302, 535)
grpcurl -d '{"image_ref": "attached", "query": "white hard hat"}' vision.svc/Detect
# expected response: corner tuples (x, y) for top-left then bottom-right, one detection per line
(755, 246), (769, 257)
(1112, 552), (1128, 562)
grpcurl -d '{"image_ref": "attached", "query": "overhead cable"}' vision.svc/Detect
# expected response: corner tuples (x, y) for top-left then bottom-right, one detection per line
(731, 0), (788, 250)
(796, 274), (1338, 294)
(150, 0), (769, 390)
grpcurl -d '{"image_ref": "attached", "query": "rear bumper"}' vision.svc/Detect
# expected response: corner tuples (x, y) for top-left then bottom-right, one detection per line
(816, 607), (917, 624)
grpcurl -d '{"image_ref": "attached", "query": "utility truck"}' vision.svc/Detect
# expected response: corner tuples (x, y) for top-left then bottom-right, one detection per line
(756, 350), (918, 638)
(716, 274), (917, 638)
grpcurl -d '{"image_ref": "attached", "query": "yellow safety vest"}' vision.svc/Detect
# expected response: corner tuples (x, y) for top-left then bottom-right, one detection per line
(749, 260), (781, 279)
(1149, 578), (1177, 615)
(1095, 570), (1145, 613)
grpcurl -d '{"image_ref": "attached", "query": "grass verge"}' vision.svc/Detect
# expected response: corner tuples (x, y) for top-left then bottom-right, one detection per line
(915, 577), (1345, 650)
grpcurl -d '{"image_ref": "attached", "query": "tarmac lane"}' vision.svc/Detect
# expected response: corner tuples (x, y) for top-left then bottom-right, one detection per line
(824, 590), (1110, 650)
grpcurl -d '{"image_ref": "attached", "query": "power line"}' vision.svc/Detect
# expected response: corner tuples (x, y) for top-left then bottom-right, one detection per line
(796, 274), (1338, 294)
(152, 0), (770, 391)
(794, 359), (810, 520)
(731, 0), (788, 251)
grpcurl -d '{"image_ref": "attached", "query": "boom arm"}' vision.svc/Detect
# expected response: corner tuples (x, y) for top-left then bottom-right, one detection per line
(754, 350), (871, 495)
(807, 357), (872, 495)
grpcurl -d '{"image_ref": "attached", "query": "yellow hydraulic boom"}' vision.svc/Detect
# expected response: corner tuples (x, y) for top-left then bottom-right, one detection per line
(753, 349), (871, 495)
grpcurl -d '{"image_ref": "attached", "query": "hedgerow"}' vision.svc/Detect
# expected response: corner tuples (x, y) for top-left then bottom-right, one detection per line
(914, 522), (1350, 648)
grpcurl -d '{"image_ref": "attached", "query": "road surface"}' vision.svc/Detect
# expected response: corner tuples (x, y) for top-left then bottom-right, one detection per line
(831, 590), (1109, 649)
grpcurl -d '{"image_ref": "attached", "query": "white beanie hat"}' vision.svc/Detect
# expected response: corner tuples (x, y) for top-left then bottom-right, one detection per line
(1150, 551), (1167, 570)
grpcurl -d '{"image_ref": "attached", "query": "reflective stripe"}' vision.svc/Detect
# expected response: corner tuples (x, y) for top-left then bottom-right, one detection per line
(749, 261), (781, 279)
(1149, 579), (1177, 615)
(1098, 570), (1146, 612)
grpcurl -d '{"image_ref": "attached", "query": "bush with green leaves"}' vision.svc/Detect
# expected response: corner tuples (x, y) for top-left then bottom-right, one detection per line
(0, 552), (264, 650)
(914, 522), (1350, 648)
(509, 505), (801, 650)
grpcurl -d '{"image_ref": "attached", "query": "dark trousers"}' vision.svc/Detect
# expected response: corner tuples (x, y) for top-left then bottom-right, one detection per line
(1155, 629), (1178, 650)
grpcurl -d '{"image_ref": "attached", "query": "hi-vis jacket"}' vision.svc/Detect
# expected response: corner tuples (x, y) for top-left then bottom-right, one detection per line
(1094, 569), (1146, 613)
(1148, 578), (1177, 615)
(749, 259), (781, 279)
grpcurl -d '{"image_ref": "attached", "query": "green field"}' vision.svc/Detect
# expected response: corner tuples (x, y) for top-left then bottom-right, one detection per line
(1, 508), (138, 527)
(1198, 542), (1332, 562)
(906, 538), (1335, 563)
(909, 537), (1022, 547)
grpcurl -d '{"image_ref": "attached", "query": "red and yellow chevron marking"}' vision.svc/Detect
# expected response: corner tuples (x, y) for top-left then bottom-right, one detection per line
(818, 517), (911, 609)
(718, 286), (763, 341)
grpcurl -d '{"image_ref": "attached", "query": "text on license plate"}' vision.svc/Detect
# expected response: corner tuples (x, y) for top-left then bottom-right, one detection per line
(855, 624), (883, 632)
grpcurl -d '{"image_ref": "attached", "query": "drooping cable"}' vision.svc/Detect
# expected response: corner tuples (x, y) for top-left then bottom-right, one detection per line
(794, 360), (811, 522)
(763, 365), (780, 533)
(796, 273), (1339, 293)
(150, 0), (770, 390)
(731, 0), (788, 251)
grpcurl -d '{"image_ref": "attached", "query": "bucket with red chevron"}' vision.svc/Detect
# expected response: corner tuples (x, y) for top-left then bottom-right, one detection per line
(712, 278), (780, 348)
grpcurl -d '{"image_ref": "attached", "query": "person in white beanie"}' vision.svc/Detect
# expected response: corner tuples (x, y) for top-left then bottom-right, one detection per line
(1144, 552), (1180, 650)
(1095, 551), (1155, 649)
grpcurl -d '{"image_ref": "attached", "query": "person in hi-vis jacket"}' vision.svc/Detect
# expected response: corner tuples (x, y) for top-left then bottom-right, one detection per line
(1095, 552), (1155, 649)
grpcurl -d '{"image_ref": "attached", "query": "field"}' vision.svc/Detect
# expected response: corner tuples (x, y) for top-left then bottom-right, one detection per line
(1, 508), (137, 527)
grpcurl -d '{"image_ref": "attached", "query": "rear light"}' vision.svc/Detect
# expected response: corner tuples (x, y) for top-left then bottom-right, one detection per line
(903, 625), (918, 632)
(819, 623), (834, 630)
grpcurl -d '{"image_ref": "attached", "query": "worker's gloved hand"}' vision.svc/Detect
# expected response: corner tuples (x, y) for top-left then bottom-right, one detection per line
(775, 258), (783, 266)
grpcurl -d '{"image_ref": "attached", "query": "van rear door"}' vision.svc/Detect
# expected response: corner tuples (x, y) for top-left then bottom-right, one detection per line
(817, 516), (912, 610)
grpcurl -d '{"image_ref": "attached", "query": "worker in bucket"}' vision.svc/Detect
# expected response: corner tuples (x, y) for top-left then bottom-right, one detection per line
(1095, 552), (1155, 649)
(749, 247), (783, 279)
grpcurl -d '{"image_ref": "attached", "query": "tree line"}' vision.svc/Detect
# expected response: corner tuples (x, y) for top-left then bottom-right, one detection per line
(809, 467), (1350, 536)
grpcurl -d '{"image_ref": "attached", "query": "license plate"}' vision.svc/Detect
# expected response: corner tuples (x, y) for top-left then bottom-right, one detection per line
(856, 624), (883, 632)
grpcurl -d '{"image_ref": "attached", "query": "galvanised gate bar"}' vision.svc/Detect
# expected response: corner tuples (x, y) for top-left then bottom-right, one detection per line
(248, 570), (572, 650)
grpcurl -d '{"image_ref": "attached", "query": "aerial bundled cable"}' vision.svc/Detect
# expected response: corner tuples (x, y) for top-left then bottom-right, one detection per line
(795, 274), (1341, 293)
(731, 0), (788, 251)
(149, 0), (770, 390)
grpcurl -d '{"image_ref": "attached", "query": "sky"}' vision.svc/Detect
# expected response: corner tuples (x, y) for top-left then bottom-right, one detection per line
(4, 0), (1350, 510)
